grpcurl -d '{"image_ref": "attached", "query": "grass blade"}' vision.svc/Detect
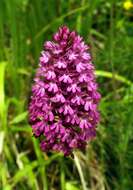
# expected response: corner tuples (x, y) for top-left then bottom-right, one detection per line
(95, 70), (133, 86)
(0, 61), (6, 126)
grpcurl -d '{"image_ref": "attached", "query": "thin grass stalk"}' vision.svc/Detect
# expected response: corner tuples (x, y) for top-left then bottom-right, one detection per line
(76, 0), (86, 33)
(0, 61), (6, 129)
(109, 2), (117, 95)
(74, 151), (88, 190)
(60, 158), (65, 190)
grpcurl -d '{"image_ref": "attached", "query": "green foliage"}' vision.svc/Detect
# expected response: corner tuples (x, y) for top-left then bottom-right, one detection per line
(0, 0), (133, 189)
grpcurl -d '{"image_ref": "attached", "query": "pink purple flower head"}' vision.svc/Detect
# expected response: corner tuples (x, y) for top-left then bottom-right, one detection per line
(29, 26), (101, 156)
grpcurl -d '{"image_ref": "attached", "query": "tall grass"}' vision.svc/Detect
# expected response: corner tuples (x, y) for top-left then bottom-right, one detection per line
(0, 0), (133, 189)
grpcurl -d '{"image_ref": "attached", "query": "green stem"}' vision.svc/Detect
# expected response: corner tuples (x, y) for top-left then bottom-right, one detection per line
(76, 0), (86, 33)
(74, 152), (88, 190)
(95, 70), (133, 86)
(60, 158), (65, 190)
(43, 166), (48, 190)
(109, 2), (117, 94)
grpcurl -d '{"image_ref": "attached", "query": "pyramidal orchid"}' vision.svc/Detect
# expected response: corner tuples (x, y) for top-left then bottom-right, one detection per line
(29, 26), (101, 156)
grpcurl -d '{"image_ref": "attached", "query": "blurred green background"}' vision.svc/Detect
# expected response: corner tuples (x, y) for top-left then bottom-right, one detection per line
(0, 0), (133, 189)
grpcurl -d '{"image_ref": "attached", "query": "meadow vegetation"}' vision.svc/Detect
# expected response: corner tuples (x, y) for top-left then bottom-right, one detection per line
(0, 0), (133, 189)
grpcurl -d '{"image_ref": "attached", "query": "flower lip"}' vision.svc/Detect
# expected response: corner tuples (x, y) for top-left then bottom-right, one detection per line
(79, 119), (92, 129)
(39, 51), (51, 65)
(67, 83), (81, 93)
(58, 104), (74, 115)
(54, 60), (67, 69)
(45, 70), (56, 80)
(71, 95), (84, 105)
(45, 82), (58, 93)
(59, 74), (72, 84)
(51, 93), (65, 103)
(76, 62), (86, 73)
(68, 51), (78, 61)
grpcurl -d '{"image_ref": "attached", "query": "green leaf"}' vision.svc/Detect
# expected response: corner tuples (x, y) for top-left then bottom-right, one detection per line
(11, 161), (38, 187)
(66, 182), (80, 190)
(10, 111), (28, 124)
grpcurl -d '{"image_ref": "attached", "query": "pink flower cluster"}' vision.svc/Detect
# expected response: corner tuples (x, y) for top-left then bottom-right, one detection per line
(29, 26), (101, 156)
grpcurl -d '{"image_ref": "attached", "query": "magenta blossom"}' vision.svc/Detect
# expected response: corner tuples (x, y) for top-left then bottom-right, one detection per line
(29, 26), (101, 156)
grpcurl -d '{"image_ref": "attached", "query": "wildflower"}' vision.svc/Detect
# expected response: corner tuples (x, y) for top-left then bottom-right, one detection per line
(123, 0), (133, 10)
(29, 26), (101, 156)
